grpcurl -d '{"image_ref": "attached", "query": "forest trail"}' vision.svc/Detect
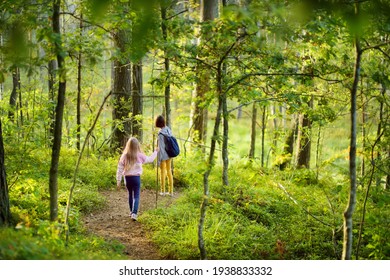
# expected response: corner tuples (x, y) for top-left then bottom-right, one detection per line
(83, 188), (176, 260)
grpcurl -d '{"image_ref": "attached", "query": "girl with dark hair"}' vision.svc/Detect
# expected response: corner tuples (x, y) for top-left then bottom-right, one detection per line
(155, 115), (174, 196)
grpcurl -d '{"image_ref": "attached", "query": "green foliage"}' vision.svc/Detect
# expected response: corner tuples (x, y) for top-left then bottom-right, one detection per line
(0, 224), (124, 260)
(58, 149), (117, 191)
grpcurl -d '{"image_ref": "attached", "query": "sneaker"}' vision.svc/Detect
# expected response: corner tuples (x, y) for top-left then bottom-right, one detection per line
(131, 213), (138, 221)
(165, 192), (170, 196)
(159, 192), (165, 196)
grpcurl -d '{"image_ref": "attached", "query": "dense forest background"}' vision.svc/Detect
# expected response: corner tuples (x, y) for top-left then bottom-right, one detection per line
(0, 0), (389, 260)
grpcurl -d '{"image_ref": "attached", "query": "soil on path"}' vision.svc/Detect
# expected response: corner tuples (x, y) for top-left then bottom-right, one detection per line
(83, 188), (175, 260)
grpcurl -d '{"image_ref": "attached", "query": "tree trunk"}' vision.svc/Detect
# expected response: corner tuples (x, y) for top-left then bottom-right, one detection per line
(342, 33), (362, 261)
(294, 114), (303, 166)
(221, 68), (228, 187)
(76, 13), (83, 151)
(297, 96), (313, 168)
(249, 102), (257, 159)
(360, 80), (367, 177)
(0, 120), (11, 226)
(192, 0), (218, 144)
(161, 5), (171, 128)
(261, 105), (266, 167)
(198, 1), (220, 259)
(279, 118), (298, 170)
(199, 87), (223, 260)
(18, 71), (23, 126)
(49, 0), (66, 221)
(131, 62), (143, 141)
(0, 34), (3, 99)
(48, 59), (57, 145)
(271, 103), (278, 156)
(111, 29), (131, 152)
(315, 125), (322, 178)
(8, 67), (20, 122)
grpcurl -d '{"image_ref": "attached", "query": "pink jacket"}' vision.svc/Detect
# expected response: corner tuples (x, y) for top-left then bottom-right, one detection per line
(116, 151), (157, 184)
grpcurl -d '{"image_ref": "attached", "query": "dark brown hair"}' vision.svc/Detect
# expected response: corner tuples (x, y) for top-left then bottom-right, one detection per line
(155, 115), (166, 128)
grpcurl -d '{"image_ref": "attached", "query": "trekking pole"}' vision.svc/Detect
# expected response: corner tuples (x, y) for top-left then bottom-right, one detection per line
(156, 155), (159, 209)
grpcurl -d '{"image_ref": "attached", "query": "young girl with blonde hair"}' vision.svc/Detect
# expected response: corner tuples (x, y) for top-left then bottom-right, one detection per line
(116, 137), (157, 220)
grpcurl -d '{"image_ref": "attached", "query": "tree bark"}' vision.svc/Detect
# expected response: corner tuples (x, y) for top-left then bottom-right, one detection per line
(161, 5), (171, 129)
(0, 34), (3, 99)
(199, 88), (223, 260)
(279, 118), (298, 170)
(297, 96), (313, 168)
(0, 120), (11, 226)
(111, 29), (131, 152)
(221, 68), (228, 187)
(192, 0), (218, 144)
(8, 67), (20, 122)
(249, 102), (257, 159)
(48, 59), (57, 145)
(261, 105), (266, 167)
(342, 33), (362, 261)
(49, 0), (66, 221)
(131, 62), (143, 141)
(198, 1), (220, 258)
(271, 103), (278, 156)
(76, 13), (83, 151)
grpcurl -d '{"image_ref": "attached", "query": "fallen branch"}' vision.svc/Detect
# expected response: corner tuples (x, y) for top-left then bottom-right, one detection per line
(277, 183), (332, 227)
(63, 91), (112, 245)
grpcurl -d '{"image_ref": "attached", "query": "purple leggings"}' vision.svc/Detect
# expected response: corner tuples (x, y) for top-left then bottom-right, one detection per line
(124, 176), (141, 215)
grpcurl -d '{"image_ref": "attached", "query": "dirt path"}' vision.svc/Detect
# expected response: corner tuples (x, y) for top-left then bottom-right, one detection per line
(83, 188), (176, 260)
